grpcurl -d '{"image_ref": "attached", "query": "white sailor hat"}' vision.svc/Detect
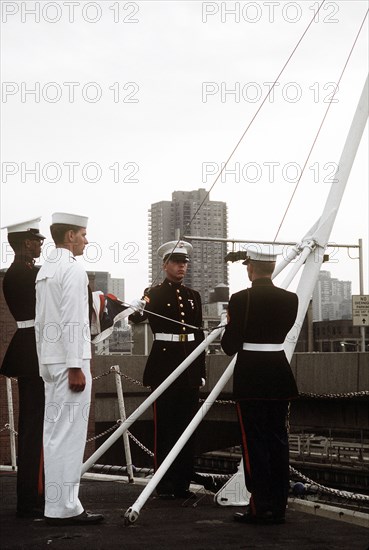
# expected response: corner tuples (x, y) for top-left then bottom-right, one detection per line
(158, 240), (193, 263)
(2, 217), (46, 239)
(51, 212), (88, 227)
(242, 243), (281, 264)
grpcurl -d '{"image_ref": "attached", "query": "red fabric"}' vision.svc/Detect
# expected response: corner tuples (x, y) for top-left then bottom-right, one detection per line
(106, 293), (118, 301)
(236, 402), (256, 515)
(98, 294), (105, 320)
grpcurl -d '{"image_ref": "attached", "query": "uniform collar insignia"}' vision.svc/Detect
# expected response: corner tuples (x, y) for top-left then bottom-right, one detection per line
(165, 278), (182, 288)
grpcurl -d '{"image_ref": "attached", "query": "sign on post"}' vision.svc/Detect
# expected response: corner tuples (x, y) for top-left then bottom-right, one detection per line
(352, 295), (369, 326)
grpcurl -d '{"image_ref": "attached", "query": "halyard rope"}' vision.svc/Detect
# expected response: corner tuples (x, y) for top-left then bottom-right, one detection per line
(149, 0), (328, 288)
(274, 7), (369, 241)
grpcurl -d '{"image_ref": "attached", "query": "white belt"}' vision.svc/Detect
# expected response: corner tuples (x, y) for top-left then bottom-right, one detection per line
(154, 333), (195, 342)
(17, 319), (35, 329)
(242, 342), (284, 352)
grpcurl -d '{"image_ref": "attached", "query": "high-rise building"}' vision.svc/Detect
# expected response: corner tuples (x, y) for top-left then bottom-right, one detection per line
(109, 277), (125, 301)
(312, 270), (352, 321)
(89, 272), (125, 300)
(149, 189), (228, 304)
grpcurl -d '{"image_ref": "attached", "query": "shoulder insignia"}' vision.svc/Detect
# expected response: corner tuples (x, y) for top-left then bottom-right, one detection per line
(143, 283), (162, 300)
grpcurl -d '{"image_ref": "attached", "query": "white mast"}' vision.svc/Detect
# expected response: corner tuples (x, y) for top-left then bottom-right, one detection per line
(283, 75), (368, 361)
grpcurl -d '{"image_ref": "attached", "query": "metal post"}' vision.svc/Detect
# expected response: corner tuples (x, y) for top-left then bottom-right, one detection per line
(358, 238), (366, 352)
(124, 355), (237, 525)
(111, 366), (135, 483)
(6, 378), (17, 469)
(82, 326), (223, 474)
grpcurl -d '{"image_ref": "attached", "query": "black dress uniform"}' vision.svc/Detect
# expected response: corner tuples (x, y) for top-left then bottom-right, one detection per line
(132, 277), (205, 496)
(1, 257), (45, 515)
(221, 277), (298, 521)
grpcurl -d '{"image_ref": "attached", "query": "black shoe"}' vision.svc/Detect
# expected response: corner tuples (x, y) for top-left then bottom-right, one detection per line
(16, 508), (44, 519)
(45, 511), (104, 526)
(174, 490), (197, 500)
(234, 511), (273, 525)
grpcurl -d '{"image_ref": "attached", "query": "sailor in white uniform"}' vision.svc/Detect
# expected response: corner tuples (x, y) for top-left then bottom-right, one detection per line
(35, 212), (104, 526)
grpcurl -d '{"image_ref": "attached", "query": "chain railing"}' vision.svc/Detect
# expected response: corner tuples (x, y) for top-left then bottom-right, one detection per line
(2, 366), (368, 504)
(2, 423), (18, 437)
(289, 466), (369, 502)
(299, 391), (369, 399)
(1, 419), (368, 503)
(86, 421), (121, 443)
(93, 367), (369, 401)
(127, 430), (154, 458)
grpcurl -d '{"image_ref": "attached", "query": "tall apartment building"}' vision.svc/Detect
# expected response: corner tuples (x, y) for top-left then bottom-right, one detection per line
(149, 189), (228, 304)
(109, 277), (125, 301)
(90, 272), (125, 300)
(312, 270), (352, 321)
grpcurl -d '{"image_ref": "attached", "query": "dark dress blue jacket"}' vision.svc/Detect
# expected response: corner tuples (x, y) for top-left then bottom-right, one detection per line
(1, 259), (39, 377)
(221, 278), (298, 400)
(131, 278), (205, 389)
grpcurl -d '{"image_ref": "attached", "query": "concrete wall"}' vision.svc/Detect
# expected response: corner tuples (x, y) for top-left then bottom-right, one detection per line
(94, 352), (369, 398)
(290, 352), (369, 394)
(93, 352), (369, 431)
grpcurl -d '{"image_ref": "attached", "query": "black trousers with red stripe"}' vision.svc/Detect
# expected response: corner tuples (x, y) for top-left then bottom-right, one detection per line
(153, 385), (199, 495)
(17, 376), (45, 513)
(236, 400), (290, 518)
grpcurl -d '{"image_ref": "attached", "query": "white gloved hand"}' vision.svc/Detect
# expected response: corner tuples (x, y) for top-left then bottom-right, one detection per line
(130, 298), (146, 315)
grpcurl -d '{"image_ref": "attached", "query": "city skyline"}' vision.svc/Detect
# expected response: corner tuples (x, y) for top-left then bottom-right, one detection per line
(312, 269), (352, 321)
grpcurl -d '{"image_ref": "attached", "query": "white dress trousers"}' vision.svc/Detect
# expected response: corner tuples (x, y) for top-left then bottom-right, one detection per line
(40, 360), (92, 518)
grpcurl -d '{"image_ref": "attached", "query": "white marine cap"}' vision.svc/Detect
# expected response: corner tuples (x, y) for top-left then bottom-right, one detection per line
(51, 212), (88, 227)
(242, 243), (281, 264)
(2, 217), (45, 239)
(158, 240), (193, 263)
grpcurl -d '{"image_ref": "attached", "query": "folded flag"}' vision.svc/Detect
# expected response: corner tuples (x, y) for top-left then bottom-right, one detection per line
(91, 291), (131, 344)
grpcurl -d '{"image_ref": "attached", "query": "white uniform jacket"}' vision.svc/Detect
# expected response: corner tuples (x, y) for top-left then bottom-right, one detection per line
(35, 248), (91, 367)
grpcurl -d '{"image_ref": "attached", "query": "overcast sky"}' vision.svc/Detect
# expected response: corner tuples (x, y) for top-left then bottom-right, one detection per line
(1, 0), (368, 302)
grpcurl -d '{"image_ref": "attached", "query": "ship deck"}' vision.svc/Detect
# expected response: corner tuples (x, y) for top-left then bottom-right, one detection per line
(1, 472), (368, 550)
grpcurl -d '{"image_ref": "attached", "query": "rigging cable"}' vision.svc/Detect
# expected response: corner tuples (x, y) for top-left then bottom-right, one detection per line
(273, 7), (369, 242)
(149, 0), (327, 289)
(181, 0), (328, 239)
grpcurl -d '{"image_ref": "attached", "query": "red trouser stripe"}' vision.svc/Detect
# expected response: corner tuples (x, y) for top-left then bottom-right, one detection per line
(236, 402), (256, 515)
